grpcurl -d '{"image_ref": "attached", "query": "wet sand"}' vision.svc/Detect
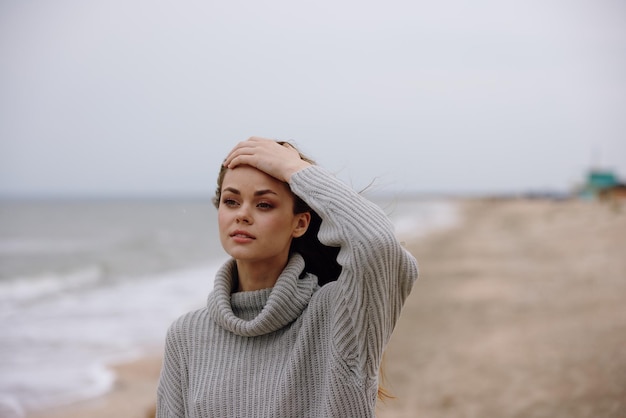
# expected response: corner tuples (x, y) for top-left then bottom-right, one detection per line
(27, 198), (626, 418)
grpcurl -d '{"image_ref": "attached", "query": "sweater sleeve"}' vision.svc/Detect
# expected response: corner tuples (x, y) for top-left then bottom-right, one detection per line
(289, 165), (418, 378)
(156, 320), (187, 418)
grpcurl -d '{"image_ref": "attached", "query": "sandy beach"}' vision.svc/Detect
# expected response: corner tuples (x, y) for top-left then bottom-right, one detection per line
(26, 198), (626, 418)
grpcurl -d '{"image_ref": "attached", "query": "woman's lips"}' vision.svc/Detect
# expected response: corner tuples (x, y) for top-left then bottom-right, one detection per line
(230, 230), (255, 243)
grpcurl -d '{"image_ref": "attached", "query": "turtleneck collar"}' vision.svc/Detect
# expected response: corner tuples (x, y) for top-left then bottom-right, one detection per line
(207, 253), (319, 337)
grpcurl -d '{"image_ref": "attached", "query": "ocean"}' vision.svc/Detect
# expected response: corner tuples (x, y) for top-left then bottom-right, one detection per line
(0, 197), (458, 417)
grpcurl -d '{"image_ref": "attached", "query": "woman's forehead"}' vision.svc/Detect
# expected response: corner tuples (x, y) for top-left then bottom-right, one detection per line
(221, 166), (290, 194)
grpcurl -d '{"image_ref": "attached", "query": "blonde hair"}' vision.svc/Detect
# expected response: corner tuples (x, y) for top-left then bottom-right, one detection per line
(377, 354), (395, 401)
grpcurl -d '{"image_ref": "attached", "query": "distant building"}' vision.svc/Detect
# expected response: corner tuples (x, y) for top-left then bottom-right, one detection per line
(578, 169), (625, 200)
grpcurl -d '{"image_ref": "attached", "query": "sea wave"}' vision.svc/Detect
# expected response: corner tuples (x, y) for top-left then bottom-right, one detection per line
(0, 266), (104, 315)
(0, 260), (223, 416)
(386, 198), (461, 241)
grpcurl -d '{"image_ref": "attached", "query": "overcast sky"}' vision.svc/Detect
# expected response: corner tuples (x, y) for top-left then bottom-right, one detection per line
(1, 0), (625, 197)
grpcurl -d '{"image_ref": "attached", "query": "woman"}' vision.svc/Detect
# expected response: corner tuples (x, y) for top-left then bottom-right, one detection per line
(157, 137), (418, 417)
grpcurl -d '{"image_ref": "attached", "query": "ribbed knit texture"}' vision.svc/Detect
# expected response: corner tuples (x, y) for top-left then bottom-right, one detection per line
(157, 165), (418, 417)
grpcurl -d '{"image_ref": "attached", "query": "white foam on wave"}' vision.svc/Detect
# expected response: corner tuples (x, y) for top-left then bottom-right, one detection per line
(385, 198), (461, 242)
(0, 266), (104, 314)
(0, 396), (25, 418)
(0, 259), (225, 415)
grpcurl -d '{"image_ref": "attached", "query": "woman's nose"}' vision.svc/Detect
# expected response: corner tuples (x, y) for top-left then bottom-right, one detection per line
(236, 205), (252, 224)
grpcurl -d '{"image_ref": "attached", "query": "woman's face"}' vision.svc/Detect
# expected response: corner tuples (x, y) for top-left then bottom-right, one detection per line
(217, 165), (310, 267)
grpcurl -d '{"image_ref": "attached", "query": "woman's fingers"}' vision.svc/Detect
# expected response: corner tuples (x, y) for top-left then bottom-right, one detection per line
(223, 137), (310, 182)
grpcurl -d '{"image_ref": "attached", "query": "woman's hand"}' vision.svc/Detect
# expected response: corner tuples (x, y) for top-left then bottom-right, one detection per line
(223, 136), (312, 182)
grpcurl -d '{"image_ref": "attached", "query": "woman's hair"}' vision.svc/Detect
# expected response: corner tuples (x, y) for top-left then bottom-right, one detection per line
(212, 141), (341, 286)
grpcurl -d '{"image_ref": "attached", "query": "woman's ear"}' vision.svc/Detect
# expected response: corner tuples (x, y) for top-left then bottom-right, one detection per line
(292, 212), (311, 238)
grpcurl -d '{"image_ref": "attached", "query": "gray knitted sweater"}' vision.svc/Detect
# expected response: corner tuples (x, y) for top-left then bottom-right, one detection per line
(157, 165), (418, 417)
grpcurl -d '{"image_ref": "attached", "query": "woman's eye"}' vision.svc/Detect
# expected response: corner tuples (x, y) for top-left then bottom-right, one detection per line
(222, 198), (239, 207)
(257, 202), (273, 209)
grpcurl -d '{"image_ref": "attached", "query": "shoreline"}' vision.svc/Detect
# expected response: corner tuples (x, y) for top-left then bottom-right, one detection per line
(25, 355), (162, 418)
(25, 198), (626, 418)
(21, 196), (461, 418)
